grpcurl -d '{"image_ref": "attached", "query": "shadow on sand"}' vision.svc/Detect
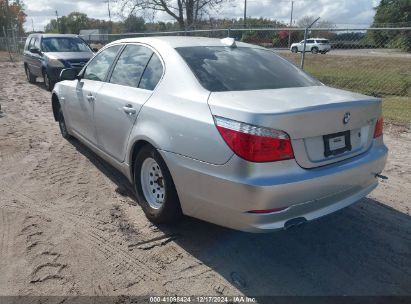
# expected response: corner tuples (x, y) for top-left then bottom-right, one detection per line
(68, 137), (411, 299)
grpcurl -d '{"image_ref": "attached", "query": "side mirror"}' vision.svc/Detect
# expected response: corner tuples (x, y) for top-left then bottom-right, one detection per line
(30, 47), (41, 54)
(60, 68), (78, 81)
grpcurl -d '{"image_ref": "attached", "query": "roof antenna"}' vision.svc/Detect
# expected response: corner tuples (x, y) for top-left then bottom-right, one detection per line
(221, 37), (236, 48)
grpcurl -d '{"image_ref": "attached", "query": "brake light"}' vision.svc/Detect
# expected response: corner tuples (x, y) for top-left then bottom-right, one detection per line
(374, 117), (384, 138)
(214, 116), (294, 162)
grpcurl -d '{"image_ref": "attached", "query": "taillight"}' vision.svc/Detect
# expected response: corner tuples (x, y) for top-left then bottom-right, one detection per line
(374, 117), (384, 138)
(214, 116), (294, 162)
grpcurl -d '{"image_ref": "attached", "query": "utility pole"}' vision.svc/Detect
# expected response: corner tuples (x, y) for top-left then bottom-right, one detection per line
(55, 10), (59, 33)
(31, 18), (35, 32)
(243, 0), (247, 28)
(104, 0), (112, 33)
(288, 1), (294, 48)
(107, 0), (111, 22)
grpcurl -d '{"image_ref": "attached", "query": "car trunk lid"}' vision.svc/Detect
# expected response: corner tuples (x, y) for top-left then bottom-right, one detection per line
(208, 86), (381, 168)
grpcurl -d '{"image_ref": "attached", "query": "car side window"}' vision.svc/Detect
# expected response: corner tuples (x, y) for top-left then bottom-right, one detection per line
(83, 45), (122, 82)
(34, 38), (41, 50)
(110, 44), (153, 88)
(28, 37), (37, 49)
(307, 39), (315, 44)
(139, 53), (163, 91)
(25, 37), (33, 50)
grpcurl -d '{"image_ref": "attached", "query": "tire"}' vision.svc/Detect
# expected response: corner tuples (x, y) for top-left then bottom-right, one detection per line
(58, 107), (71, 139)
(44, 71), (55, 91)
(311, 47), (319, 54)
(291, 47), (298, 53)
(25, 65), (36, 83)
(134, 145), (182, 224)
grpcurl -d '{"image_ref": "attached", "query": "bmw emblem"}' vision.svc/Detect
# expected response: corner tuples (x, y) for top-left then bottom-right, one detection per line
(343, 112), (351, 124)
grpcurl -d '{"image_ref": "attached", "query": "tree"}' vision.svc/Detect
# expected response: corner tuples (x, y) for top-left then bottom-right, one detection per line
(372, 0), (411, 26)
(63, 12), (90, 34)
(0, 0), (26, 36)
(117, 0), (230, 30)
(297, 15), (336, 39)
(123, 14), (146, 32)
(369, 0), (411, 51)
(45, 12), (124, 34)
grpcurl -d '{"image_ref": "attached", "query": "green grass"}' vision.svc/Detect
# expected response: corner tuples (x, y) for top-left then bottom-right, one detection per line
(280, 53), (411, 125)
(382, 96), (411, 125)
(282, 53), (411, 98)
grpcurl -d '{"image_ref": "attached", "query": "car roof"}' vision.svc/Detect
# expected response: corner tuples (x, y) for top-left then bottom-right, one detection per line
(107, 36), (257, 49)
(29, 33), (79, 38)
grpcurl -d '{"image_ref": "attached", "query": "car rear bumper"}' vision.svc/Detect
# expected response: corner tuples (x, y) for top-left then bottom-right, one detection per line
(160, 139), (388, 233)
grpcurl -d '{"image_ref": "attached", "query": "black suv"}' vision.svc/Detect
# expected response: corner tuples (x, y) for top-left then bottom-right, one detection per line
(23, 34), (94, 91)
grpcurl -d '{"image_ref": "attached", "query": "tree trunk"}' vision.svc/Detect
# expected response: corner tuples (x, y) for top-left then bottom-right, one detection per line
(186, 0), (194, 30)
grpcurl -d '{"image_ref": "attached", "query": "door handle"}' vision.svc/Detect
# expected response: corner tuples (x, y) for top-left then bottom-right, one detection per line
(123, 104), (136, 115)
(86, 94), (95, 102)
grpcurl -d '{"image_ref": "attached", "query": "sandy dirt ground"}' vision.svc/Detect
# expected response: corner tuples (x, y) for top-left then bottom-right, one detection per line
(0, 60), (410, 299)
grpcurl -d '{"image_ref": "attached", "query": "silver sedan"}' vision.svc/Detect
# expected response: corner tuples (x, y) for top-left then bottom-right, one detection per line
(51, 36), (388, 232)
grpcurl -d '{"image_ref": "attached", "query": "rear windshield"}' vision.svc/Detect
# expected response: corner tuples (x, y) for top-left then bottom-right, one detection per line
(176, 46), (320, 92)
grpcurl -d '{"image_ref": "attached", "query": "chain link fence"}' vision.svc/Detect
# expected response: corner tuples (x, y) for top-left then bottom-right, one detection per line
(78, 27), (411, 99)
(0, 27), (25, 55)
(1, 27), (410, 99)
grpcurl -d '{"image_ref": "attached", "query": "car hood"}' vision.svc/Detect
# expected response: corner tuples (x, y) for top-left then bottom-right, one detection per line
(45, 51), (93, 61)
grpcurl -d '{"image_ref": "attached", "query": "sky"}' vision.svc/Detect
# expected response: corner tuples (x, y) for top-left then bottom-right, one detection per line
(23, 0), (382, 32)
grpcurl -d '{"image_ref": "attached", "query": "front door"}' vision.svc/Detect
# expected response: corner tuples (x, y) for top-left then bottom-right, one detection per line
(67, 44), (122, 144)
(305, 39), (315, 52)
(27, 37), (43, 77)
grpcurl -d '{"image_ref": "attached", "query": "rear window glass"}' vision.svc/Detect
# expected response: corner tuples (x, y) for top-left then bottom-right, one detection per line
(176, 46), (320, 92)
(110, 44), (153, 88)
(139, 53), (163, 90)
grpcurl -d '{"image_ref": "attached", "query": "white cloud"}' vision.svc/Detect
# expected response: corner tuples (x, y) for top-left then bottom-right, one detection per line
(23, 0), (381, 32)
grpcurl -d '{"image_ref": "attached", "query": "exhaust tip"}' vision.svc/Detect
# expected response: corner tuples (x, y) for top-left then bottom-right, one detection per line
(284, 217), (307, 230)
(375, 173), (388, 180)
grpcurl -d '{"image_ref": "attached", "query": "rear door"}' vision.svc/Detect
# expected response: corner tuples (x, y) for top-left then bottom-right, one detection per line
(94, 44), (164, 162)
(67, 44), (122, 144)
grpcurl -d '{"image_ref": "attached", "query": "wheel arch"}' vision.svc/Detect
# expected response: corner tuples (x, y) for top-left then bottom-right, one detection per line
(129, 139), (154, 183)
(51, 93), (60, 121)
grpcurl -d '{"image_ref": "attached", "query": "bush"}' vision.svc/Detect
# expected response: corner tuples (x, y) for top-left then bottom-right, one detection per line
(387, 33), (411, 52)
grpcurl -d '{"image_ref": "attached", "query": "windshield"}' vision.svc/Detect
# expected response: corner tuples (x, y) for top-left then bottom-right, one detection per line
(176, 46), (320, 92)
(41, 37), (91, 52)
